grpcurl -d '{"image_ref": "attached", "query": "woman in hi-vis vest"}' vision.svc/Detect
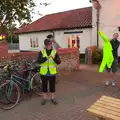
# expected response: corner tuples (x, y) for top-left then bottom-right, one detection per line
(37, 39), (61, 105)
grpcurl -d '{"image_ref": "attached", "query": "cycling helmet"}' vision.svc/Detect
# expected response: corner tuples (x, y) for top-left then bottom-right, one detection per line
(44, 39), (52, 46)
(47, 34), (54, 39)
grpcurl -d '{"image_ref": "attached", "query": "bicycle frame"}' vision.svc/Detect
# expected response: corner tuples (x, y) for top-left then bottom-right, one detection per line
(7, 71), (32, 96)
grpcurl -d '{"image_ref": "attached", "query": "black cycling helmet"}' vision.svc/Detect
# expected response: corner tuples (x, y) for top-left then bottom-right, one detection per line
(47, 34), (54, 39)
(44, 39), (52, 46)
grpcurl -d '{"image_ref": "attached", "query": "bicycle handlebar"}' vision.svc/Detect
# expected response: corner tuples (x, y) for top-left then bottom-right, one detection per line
(3, 60), (39, 73)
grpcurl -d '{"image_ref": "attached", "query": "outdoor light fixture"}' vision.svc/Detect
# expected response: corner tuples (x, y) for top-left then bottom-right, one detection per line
(89, 0), (101, 10)
(0, 34), (6, 41)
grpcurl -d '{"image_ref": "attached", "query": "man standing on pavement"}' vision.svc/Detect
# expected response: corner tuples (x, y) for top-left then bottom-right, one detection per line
(105, 33), (120, 87)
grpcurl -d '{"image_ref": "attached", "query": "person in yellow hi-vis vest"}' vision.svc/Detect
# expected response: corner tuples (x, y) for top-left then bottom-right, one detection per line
(37, 39), (61, 105)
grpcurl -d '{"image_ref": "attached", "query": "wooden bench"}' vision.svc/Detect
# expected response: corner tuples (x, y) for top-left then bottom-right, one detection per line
(87, 96), (120, 120)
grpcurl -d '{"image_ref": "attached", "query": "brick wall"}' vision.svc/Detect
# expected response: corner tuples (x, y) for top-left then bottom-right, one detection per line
(57, 48), (80, 74)
(0, 48), (80, 75)
(0, 41), (8, 57)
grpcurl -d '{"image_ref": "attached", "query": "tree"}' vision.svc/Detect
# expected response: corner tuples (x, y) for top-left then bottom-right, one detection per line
(3, 23), (17, 43)
(0, 0), (36, 33)
(0, 0), (52, 34)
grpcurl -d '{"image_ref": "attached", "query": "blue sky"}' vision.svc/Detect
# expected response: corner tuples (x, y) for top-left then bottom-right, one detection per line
(32, 0), (92, 21)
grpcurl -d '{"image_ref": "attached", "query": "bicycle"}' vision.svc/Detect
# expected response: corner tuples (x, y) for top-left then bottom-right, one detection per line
(0, 63), (42, 110)
(0, 64), (19, 85)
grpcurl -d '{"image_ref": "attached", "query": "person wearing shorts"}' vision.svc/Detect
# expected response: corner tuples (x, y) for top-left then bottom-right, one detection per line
(105, 33), (120, 86)
(37, 39), (61, 105)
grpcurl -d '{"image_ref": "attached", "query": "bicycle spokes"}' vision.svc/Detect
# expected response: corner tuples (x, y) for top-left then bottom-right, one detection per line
(0, 81), (20, 110)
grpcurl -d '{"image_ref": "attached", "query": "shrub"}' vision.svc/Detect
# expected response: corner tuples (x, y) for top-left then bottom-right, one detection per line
(118, 63), (120, 69)
(92, 48), (103, 64)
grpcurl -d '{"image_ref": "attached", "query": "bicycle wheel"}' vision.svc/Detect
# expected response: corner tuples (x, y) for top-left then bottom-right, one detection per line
(0, 80), (20, 110)
(30, 72), (42, 96)
(18, 88), (24, 102)
(8, 87), (24, 103)
(0, 81), (10, 105)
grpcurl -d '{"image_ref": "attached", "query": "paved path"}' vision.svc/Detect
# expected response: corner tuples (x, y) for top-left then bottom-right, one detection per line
(0, 69), (120, 120)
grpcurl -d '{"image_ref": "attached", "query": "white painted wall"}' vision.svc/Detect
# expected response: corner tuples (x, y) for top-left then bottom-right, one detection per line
(19, 31), (51, 51)
(19, 28), (92, 54)
(54, 28), (92, 53)
(92, 0), (120, 49)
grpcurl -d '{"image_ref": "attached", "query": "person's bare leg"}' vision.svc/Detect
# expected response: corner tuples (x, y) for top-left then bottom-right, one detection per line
(105, 69), (111, 86)
(43, 93), (48, 99)
(50, 76), (58, 105)
(111, 60), (118, 87)
(41, 93), (48, 105)
(41, 76), (48, 105)
(51, 92), (55, 99)
(111, 72), (116, 87)
(50, 92), (58, 105)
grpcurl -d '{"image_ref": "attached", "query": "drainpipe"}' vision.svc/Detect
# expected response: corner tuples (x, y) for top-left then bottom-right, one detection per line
(89, 0), (101, 48)
(96, 7), (100, 48)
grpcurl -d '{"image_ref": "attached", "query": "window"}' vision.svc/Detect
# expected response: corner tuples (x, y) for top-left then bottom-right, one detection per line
(76, 35), (80, 48)
(67, 34), (80, 48)
(72, 35), (76, 48)
(72, 40), (76, 48)
(30, 37), (39, 48)
(67, 36), (70, 48)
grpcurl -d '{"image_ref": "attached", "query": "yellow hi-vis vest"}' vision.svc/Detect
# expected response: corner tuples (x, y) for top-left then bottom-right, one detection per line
(40, 49), (57, 75)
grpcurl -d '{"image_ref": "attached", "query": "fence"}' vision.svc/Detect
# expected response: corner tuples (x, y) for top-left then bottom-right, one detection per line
(8, 43), (19, 50)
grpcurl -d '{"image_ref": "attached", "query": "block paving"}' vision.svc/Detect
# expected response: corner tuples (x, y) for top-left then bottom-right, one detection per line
(0, 67), (120, 120)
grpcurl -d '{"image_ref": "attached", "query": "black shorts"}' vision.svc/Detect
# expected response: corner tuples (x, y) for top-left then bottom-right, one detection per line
(106, 59), (118, 73)
(41, 75), (56, 93)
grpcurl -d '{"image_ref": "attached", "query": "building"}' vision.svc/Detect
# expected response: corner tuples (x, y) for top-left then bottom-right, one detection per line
(16, 7), (92, 54)
(91, 0), (120, 55)
(17, 0), (120, 55)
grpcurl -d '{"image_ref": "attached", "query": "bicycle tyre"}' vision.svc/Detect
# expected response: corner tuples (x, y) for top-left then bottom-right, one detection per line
(8, 87), (24, 103)
(18, 87), (24, 102)
(30, 72), (42, 96)
(0, 80), (20, 110)
(2, 80), (24, 103)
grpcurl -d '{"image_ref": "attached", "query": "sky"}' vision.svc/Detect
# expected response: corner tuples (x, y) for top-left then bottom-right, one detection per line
(32, 0), (92, 22)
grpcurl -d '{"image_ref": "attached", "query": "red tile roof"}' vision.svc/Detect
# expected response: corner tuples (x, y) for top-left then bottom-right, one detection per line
(16, 7), (92, 34)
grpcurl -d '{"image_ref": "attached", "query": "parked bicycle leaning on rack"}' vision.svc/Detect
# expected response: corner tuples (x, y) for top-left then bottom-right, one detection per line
(0, 61), (42, 110)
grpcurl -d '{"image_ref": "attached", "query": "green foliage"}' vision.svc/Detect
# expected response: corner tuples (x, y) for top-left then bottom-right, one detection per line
(118, 64), (120, 68)
(0, 0), (51, 34)
(6, 34), (19, 43)
(92, 48), (103, 64)
(0, 0), (36, 33)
